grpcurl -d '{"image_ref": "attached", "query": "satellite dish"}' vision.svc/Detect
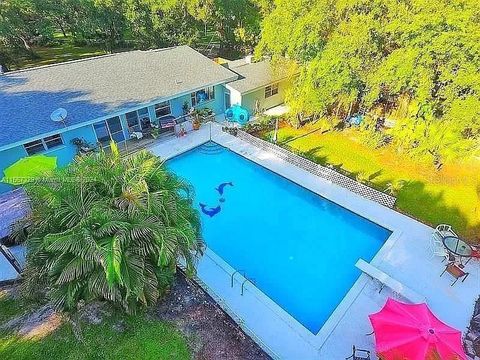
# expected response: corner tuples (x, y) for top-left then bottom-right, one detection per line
(50, 108), (68, 126)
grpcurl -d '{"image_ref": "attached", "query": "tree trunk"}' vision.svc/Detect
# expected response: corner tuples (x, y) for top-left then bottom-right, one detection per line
(344, 101), (353, 121)
(59, 23), (67, 38)
(19, 36), (32, 53)
(335, 102), (340, 118)
(18, 36), (36, 58)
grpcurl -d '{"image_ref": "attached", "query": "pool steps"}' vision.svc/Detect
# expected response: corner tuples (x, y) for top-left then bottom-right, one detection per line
(199, 142), (224, 155)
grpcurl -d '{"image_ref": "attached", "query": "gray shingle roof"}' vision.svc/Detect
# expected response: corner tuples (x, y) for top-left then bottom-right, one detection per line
(225, 60), (289, 94)
(0, 46), (237, 150)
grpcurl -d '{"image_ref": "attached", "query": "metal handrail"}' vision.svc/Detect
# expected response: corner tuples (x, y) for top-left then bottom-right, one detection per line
(230, 269), (245, 287)
(241, 277), (256, 296)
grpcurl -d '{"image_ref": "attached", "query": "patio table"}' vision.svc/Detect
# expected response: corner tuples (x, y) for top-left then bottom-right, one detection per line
(443, 236), (472, 257)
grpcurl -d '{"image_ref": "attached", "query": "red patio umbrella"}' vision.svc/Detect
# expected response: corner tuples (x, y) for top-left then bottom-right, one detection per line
(369, 298), (467, 360)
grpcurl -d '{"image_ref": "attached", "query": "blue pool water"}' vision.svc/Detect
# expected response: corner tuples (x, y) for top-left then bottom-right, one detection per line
(167, 143), (391, 334)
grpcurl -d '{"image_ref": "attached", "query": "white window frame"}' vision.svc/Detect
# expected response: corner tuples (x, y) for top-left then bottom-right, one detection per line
(126, 107), (150, 131)
(265, 83), (279, 98)
(23, 133), (64, 155)
(93, 116), (125, 147)
(155, 101), (172, 119)
(191, 86), (215, 106)
(43, 134), (64, 149)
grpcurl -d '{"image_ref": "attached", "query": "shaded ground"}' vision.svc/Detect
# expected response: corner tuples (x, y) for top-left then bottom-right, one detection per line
(11, 44), (107, 71)
(0, 284), (190, 360)
(0, 274), (269, 360)
(156, 273), (270, 360)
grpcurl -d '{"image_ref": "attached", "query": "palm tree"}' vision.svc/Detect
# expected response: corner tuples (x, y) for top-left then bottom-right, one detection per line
(384, 180), (405, 196)
(21, 144), (203, 312)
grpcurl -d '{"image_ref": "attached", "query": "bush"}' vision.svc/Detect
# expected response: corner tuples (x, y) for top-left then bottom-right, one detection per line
(21, 144), (203, 312)
(243, 115), (277, 134)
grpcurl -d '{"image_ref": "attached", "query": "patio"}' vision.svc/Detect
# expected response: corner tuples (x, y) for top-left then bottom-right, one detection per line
(147, 121), (479, 359)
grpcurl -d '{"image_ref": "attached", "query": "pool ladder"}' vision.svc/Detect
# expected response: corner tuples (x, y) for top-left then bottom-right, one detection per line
(230, 270), (256, 296)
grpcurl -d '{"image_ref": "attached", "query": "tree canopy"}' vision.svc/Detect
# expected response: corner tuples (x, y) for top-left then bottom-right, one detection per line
(257, 0), (480, 163)
(0, 0), (266, 70)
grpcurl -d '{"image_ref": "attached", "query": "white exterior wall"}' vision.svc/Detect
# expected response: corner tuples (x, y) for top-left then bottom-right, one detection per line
(229, 88), (243, 107)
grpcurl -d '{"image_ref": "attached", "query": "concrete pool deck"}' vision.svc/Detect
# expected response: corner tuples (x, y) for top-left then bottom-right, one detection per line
(149, 122), (480, 359)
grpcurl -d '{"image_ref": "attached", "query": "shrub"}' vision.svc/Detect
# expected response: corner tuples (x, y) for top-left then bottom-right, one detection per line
(21, 144), (203, 312)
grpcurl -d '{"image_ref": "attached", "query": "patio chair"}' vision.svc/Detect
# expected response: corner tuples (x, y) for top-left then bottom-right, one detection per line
(434, 224), (457, 239)
(158, 115), (176, 129)
(128, 127), (144, 140)
(463, 247), (480, 265)
(430, 235), (449, 261)
(345, 346), (371, 360)
(440, 262), (470, 286)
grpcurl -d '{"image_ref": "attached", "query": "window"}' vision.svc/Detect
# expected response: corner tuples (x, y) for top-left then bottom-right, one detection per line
(191, 86), (215, 106)
(93, 121), (110, 146)
(23, 134), (64, 155)
(107, 116), (125, 143)
(93, 116), (125, 147)
(126, 111), (141, 131)
(265, 83), (279, 98)
(24, 139), (45, 156)
(43, 134), (63, 149)
(126, 107), (150, 132)
(155, 101), (171, 119)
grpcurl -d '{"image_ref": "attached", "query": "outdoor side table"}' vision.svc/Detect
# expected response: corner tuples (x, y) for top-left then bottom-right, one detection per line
(443, 236), (473, 265)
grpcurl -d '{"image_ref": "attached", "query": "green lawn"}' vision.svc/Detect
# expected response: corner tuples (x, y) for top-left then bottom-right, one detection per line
(0, 292), (190, 360)
(11, 35), (107, 71)
(264, 125), (480, 241)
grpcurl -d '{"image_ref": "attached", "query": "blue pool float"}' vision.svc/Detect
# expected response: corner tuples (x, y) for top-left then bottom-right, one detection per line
(225, 105), (250, 125)
(349, 115), (363, 126)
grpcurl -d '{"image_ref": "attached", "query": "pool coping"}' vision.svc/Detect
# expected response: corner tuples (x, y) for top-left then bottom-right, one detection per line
(149, 123), (432, 359)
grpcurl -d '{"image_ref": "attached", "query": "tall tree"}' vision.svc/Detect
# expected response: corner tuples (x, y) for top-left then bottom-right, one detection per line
(256, 0), (480, 162)
(0, 0), (54, 58)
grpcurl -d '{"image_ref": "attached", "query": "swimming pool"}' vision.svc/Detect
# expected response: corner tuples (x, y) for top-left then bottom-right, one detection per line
(167, 142), (391, 334)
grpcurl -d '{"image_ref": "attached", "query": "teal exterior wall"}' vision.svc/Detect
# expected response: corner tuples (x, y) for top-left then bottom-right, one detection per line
(165, 84), (226, 115)
(0, 146), (26, 193)
(194, 85), (226, 115)
(0, 123), (98, 193)
(0, 84), (228, 194)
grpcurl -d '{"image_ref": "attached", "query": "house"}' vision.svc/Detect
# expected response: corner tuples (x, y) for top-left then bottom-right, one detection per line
(223, 56), (292, 116)
(0, 46), (238, 193)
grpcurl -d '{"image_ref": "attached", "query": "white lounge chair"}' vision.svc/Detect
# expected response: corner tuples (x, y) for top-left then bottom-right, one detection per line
(356, 259), (426, 304)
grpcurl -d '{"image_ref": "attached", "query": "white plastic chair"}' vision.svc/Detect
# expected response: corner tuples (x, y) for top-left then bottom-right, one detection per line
(435, 224), (457, 239)
(430, 234), (449, 261)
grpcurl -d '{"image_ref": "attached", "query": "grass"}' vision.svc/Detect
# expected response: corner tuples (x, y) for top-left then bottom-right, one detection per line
(13, 44), (107, 71)
(264, 124), (480, 241)
(0, 293), (190, 360)
(0, 290), (40, 325)
(10, 33), (107, 71)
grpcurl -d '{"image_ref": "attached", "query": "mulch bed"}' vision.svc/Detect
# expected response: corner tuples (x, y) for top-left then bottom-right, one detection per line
(155, 273), (270, 360)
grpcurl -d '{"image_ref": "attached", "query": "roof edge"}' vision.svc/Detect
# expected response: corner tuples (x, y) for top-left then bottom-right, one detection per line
(227, 75), (290, 95)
